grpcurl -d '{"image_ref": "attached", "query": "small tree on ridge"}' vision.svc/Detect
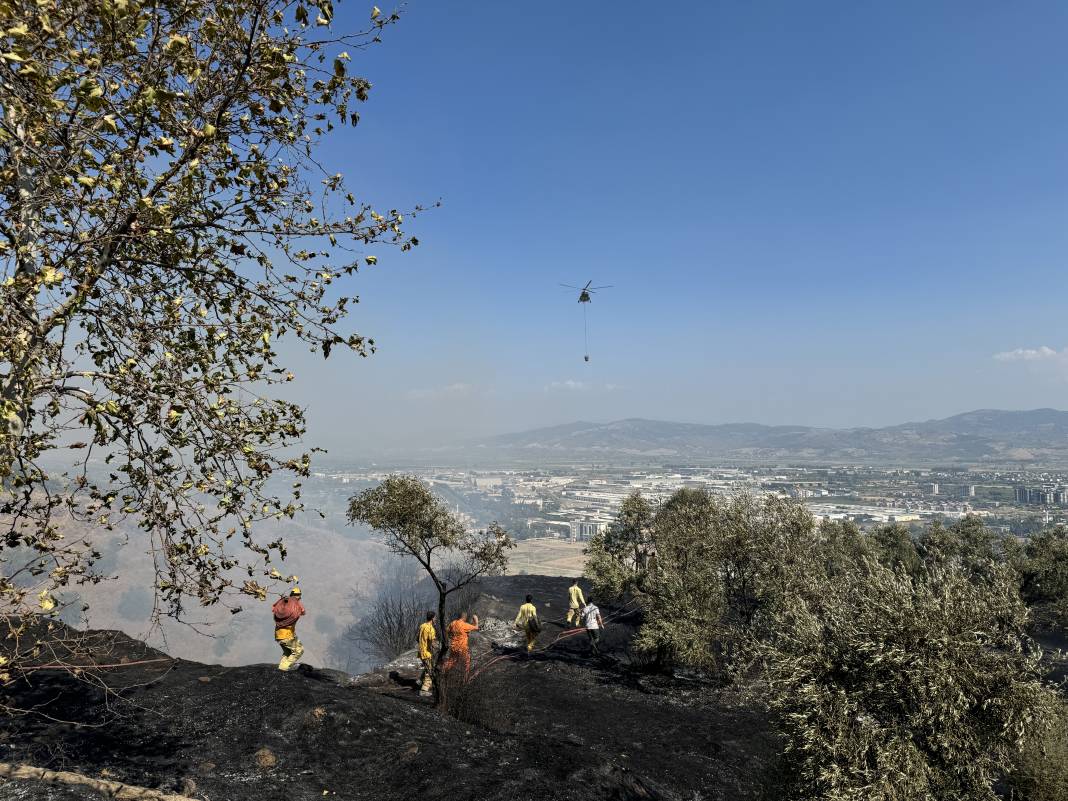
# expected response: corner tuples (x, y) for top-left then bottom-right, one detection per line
(347, 474), (513, 690)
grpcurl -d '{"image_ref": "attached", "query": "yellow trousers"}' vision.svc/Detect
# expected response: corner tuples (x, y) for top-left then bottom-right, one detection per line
(566, 607), (581, 626)
(419, 656), (434, 693)
(525, 628), (537, 652)
(277, 636), (304, 671)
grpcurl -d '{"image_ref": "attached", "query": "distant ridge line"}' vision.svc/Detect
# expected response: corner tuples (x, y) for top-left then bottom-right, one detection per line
(448, 409), (1068, 466)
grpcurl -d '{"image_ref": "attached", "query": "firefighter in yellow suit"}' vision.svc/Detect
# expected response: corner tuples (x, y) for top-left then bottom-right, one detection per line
(514, 594), (540, 653)
(417, 611), (437, 697)
(272, 587), (305, 671)
(566, 579), (586, 627)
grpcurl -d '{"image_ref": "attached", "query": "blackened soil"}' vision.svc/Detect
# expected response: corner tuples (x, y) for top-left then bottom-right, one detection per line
(0, 577), (780, 801)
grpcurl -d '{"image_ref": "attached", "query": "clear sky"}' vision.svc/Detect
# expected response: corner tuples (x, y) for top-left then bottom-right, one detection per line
(283, 1), (1068, 454)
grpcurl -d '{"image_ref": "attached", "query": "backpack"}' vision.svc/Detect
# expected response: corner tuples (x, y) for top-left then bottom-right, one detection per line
(272, 597), (294, 624)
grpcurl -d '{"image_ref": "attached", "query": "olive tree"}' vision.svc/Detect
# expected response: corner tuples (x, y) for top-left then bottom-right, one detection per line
(758, 554), (1059, 801)
(347, 475), (513, 677)
(585, 489), (653, 599)
(0, 0), (421, 688)
(918, 515), (1005, 572)
(588, 489), (816, 671)
(1012, 698), (1068, 801)
(868, 523), (921, 575)
(591, 491), (1060, 798)
(1014, 525), (1068, 626)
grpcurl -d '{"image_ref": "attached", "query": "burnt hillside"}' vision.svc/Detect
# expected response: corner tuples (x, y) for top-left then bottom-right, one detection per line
(0, 576), (780, 801)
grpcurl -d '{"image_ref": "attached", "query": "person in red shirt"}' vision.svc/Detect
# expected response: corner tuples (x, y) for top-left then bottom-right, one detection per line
(441, 610), (479, 678)
(271, 587), (306, 671)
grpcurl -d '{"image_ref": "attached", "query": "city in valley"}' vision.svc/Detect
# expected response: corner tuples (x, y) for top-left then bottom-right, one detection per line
(311, 463), (1068, 575)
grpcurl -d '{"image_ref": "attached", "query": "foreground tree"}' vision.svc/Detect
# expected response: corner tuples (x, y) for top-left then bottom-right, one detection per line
(590, 492), (1061, 798)
(347, 475), (513, 689)
(759, 553), (1058, 801)
(0, 0), (419, 686)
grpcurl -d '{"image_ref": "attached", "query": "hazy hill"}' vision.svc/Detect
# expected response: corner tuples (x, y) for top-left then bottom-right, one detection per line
(462, 409), (1068, 465)
(59, 515), (386, 669)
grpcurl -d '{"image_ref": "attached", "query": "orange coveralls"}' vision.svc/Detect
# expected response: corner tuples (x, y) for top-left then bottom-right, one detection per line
(442, 619), (478, 677)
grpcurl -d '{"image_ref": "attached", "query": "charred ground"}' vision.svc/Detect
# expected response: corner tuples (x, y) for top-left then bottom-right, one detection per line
(0, 576), (781, 801)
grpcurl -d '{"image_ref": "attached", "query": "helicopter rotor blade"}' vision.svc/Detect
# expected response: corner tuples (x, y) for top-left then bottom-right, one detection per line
(589, 285), (613, 290)
(559, 283), (582, 290)
(582, 280), (593, 290)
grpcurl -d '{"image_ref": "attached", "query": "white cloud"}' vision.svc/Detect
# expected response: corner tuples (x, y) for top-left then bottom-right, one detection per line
(993, 346), (1062, 362)
(405, 382), (473, 400)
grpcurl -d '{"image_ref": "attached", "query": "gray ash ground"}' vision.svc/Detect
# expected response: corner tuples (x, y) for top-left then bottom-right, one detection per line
(0, 576), (782, 801)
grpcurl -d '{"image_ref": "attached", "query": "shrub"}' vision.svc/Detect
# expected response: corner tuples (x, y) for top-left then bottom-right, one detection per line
(437, 667), (515, 734)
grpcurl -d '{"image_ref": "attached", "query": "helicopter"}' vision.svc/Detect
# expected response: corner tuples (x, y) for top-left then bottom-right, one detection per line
(560, 280), (612, 304)
(560, 281), (612, 361)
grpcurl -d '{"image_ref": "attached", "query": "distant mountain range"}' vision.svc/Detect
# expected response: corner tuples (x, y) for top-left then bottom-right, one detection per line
(453, 409), (1068, 466)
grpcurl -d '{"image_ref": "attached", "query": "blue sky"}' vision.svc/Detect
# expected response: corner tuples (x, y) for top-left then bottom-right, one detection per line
(284, 1), (1068, 453)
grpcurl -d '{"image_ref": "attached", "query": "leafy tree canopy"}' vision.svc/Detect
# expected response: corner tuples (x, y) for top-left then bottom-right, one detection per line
(761, 554), (1056, 801)
(588, 492), (1061, 799)
(347, 475), (513, 680)
(0, 0), (421, 683)
(589, 489), (816, 671)
(584, 489), (653, 600)
(1014, 524), (1068, 626)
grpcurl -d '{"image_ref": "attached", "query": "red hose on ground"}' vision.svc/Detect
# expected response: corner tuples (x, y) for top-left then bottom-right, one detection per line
(468, 598), (640, 680)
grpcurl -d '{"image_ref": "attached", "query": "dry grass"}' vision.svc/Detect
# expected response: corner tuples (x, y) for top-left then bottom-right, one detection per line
(505, 538), (587, 577)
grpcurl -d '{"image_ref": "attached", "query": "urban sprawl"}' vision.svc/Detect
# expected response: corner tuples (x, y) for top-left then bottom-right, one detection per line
(313, 465), (1068, 541)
